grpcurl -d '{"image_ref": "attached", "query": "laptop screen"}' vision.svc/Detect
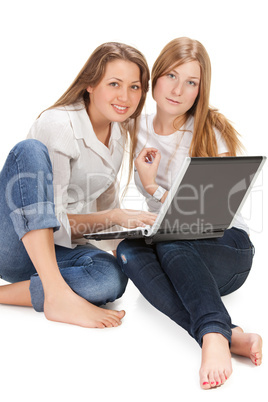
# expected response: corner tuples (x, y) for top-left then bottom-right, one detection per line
(157, 157), (263, 236)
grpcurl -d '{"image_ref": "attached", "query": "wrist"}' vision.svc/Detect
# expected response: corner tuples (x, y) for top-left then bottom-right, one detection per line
(145, 183), (159, 197)
(108, 208), (119, 226)
(152, 186), (166, 202)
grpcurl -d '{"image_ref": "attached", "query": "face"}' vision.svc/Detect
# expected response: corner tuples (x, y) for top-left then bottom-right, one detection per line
(87, 59), (142, 124)
(153, 61), (201, 119)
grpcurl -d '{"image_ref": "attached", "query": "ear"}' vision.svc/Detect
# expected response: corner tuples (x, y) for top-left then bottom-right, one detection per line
(86, 85), (93, 94)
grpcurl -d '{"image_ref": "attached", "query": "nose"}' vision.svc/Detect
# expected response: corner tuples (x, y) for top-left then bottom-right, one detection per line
(172, 82), (183, 96)
(117, 86), (129, 102)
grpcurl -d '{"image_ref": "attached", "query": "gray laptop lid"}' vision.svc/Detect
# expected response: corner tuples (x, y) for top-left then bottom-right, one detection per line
(148, 156), (265, 243)
(84, 156), (266, 243)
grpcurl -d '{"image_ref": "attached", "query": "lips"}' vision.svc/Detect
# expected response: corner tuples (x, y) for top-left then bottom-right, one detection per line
(166, 98), (182, 105)
(112, 104), (129, 114)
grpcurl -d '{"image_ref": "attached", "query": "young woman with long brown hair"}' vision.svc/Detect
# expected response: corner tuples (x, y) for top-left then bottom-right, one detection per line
(117, 37), (262, 389)
(0, 42), (156, 328)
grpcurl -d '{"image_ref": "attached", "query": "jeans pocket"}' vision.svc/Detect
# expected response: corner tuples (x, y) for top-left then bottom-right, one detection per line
(219, 270), (250, 296)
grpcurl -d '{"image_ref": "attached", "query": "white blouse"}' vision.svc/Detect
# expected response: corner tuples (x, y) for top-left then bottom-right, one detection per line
(134, 114), (248, 233)
(27, 102), (125, 249)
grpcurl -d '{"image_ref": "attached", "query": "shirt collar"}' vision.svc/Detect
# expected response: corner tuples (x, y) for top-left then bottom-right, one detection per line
(64, 103), (123, 164)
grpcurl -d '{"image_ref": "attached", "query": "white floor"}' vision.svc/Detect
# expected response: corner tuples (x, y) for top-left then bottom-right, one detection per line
(0, 229), (266, 402)
(0, 1), (267, 400)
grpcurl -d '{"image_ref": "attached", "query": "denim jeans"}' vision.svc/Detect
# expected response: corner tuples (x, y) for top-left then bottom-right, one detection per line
(0, 139), (127, 311)
(117, 228), (254, 346)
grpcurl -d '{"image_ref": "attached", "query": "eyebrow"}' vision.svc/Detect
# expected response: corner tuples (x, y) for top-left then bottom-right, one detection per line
(106, 77), (141, 83)
(171, 70), (200, 80)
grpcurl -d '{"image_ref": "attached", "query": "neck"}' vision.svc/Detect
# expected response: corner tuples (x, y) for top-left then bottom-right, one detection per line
(154, 107), (186, 136)
(87, 105), (111, 147)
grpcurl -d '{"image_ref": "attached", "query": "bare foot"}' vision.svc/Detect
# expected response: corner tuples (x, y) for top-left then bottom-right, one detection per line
(231, 327), (263, 366)
(44, 285), (125, 328)
(200, 333), (232, 390)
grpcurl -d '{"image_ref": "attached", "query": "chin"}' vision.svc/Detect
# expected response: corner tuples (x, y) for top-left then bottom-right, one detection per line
(114, 114), (132, 122)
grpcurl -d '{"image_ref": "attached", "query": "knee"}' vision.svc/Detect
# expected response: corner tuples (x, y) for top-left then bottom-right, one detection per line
(102, 256), (128, 302)
(117, 240), (140, 265)
(79, 253), (128, 305)
(10, 140), (52, 171)
(156, 241), (191, 259)
(11, 139), (48, 155)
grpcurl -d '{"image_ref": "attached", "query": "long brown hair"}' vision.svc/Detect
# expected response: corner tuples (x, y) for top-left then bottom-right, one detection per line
(42, 42), (150, 184)
(151, 37), (243, 156)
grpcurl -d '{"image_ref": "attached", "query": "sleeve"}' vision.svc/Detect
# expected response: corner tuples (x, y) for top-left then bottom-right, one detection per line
(27, 111), (80, 248)
(90, 180), (122, 251)
(50, 150), (74, 248)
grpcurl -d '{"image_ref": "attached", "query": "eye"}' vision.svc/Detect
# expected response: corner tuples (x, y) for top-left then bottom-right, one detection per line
(131, 84), (140, 90)
(109, 82), (119, 87)
(188, 81), (198, 87)
(167, 73), (176, 79)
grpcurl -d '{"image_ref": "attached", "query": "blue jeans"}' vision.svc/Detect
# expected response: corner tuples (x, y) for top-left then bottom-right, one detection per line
(0, 139), (128, 311)
(117, 228), (254, 346)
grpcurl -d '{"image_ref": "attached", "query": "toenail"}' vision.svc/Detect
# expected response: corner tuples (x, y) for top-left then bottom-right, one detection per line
(203, 382), (209, 385)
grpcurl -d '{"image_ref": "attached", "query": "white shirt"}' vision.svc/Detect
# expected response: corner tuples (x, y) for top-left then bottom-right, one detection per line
(27, 103), (125, 249)
(134, 113), (248, 233)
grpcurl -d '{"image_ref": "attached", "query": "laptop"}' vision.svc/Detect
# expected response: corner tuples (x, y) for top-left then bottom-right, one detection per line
(84, 156), (266, 244)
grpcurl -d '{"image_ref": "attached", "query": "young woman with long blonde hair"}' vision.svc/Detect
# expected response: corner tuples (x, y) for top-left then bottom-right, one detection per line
(117, 37), (262, 389)
(0, 42), (156, 328)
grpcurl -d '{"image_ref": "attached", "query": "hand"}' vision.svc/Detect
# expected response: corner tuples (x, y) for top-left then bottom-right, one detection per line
(111, 208), (157, 228)
(134, 148), (161, 196)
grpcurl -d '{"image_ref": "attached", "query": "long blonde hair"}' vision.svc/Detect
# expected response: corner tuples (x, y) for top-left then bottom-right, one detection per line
(42, 42), (150, 183)
(151, 37), (243, 156)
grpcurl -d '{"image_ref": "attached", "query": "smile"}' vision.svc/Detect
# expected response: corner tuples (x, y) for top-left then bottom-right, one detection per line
(112, 104), (129, 113)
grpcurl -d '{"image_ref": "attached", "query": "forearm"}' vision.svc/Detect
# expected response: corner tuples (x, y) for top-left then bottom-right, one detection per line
(67, 209), (119, 240)
(68, 208), (157, 240)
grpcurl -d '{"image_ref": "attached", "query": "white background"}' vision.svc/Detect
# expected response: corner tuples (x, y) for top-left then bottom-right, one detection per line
(0, 1), (267, 401)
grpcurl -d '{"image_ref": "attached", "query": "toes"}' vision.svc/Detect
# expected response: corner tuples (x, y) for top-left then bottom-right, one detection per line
(101, 319), (115, 328)
(201, 370), (229, 389)
(95, 322), (106, 329)
(200, 371), (211, 389)
(208, 372), (217, 388)
(201, 381), (211, 390)
(102, 314), (123, 328)
(213, 371), (221, 387)
(218, 370), (226, 385)
(254, 356), (262, 366)
(201, 378), (211, 390)
(114, 310), (126, 318)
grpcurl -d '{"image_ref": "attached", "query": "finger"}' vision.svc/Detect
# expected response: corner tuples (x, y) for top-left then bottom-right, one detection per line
(136, 148), (159, 163)
(133, 215), (157, 227)
(124, 210), (157, 217)
(139, 147), (159, 156)
(152, 151), (161, 166)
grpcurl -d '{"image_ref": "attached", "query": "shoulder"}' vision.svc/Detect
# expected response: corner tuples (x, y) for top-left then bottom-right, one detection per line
(37, 107), (73, 131)
(27, 106), (79, 158)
